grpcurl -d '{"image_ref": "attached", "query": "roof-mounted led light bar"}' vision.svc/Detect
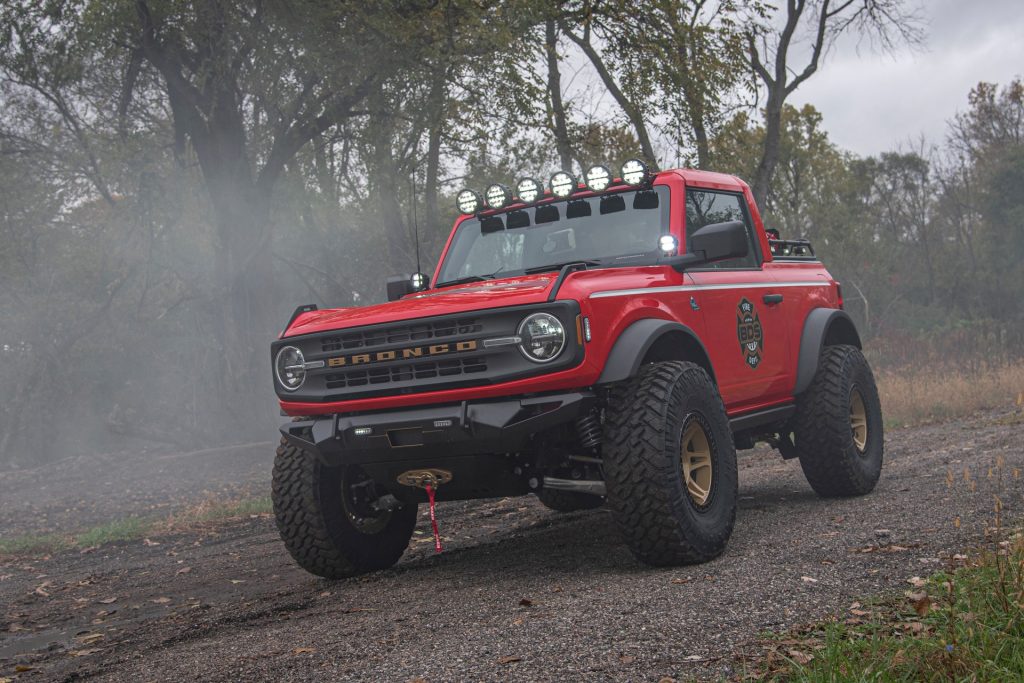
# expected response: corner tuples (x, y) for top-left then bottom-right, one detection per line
(455, 159), (652, 215)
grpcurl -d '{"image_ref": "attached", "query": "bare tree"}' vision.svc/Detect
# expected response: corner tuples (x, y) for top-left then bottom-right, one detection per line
(747, 0), (922, 207)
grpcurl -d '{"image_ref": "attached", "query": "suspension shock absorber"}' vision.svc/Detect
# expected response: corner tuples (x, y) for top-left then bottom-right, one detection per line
(574, 410), (602, 450)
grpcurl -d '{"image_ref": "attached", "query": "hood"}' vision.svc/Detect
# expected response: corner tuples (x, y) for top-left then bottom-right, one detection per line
(283, 275), (555, 337)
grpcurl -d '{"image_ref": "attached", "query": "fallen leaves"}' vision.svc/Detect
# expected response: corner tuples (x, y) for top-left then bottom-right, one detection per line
(907, 576), (928, 588)
(800, 576), (818, 584)
(292, 647), (316, 655)
(69, 648), (103, 657)
(150, 597), (172, 604)
(175, 566), (192, 576)
(851, 543), (918, 554)
(75, 632), (104, 644)
(518, 598), (533, 607)
(787, 649), (814, 665)
(907, 592), (932, 617)
(497, 655), (522, 665)
(97, 597), (117, 604)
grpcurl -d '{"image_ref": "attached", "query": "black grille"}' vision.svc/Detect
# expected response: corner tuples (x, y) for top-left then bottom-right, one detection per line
(325, 356), (489, 390)
(321, 318), (483, 353)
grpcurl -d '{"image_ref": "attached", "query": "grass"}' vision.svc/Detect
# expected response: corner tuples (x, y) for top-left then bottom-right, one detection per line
(745, 530), (1024, 681)
(875, 360), (1024, 427)
(0, 495), (272, 557)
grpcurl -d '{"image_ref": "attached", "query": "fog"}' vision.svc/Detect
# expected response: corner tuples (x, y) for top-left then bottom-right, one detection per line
(0, 1), (1020, 483)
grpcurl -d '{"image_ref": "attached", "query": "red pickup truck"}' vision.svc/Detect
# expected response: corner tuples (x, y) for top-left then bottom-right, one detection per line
(271, 161), (884, 579)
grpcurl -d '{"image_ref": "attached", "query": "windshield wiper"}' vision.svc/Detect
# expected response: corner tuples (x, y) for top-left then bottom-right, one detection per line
(524, 259), (601, 274)
(432, 274), (495, 286)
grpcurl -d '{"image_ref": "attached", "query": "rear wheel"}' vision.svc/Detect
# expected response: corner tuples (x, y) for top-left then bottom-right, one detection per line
(793, 345), (884, 497)
(603, 361), (738, 566)
(536, 488), (603, 512)
(272, 439), (417, 579)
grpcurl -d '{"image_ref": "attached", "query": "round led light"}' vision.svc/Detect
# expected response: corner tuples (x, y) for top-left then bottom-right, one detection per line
(456, 189), (482, 215)
(549, 171), (577, 198)
(621, 158), (650, 186)
(275, 345), (306, 391)
(485, 183), (513, 209)
(517, 313), (567, 363)
(516, 177), (542, 203)
(584, 165), (612, 192)
(659, 235), (679, 254)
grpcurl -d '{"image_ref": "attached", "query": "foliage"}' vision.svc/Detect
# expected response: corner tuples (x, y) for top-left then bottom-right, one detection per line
(750, 531), (1024, 681)
(712, 81), (1024, 344)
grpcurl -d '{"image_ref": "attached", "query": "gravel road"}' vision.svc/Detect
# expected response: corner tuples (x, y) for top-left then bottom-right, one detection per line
(1, 409), (1022, 682)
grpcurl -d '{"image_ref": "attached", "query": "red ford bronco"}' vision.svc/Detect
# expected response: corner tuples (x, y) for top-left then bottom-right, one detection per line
(271, 160), (884, 579)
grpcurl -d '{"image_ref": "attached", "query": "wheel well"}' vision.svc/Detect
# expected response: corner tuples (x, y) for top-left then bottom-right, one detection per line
(823, 315), (862, 349)
(641, 331), (717, 384)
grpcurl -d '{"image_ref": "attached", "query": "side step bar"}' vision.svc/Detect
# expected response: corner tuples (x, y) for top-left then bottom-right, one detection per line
(542, 477), (606, 496)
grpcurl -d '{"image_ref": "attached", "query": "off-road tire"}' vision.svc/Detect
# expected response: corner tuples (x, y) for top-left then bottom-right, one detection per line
(794, 344), (884, 497)
(536, 488), (604, 512)
(603, 361), (738, 566)
(272, 439), (417, 579)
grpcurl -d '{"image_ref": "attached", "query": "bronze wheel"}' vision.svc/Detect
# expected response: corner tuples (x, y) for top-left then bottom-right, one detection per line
(793, 345), (884, 498)
(603, 361), (738, 566)
(681, 418), (713, 507)
(850, 388), (868, 453)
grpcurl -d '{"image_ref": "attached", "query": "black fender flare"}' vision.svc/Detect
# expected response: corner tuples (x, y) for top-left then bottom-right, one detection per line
(596, 319), (715, 385)
(794, 308), (862, 395)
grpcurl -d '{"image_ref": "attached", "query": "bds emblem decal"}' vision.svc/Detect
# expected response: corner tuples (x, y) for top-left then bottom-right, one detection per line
(736, 298), (763, 369)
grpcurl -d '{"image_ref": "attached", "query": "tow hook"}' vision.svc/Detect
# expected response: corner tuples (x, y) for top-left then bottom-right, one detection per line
(397, 469), (453, 553)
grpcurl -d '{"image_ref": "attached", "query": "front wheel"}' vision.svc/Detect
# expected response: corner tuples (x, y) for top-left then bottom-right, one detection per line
(272, 439), (417, 579)
(793, 345), (884, 497)
(603, 361), (738, 566)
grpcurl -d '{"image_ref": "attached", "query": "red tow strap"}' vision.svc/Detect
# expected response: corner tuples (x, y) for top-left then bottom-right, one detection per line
(425, 483), (442, 553)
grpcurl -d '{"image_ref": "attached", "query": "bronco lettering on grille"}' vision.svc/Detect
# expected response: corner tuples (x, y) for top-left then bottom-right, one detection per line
(326, 340), (478, 368)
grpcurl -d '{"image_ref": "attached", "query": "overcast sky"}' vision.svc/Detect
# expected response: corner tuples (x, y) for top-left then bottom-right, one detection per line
(791, 0), (1024, 156)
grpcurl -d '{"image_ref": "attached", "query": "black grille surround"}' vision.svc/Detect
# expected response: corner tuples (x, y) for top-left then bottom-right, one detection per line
(272, 301), (584, 403)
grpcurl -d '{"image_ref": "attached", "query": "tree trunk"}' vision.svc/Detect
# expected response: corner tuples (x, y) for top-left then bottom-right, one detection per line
(561, 22), (659, 168)
(752, 90), (784, 209)
(546, 20), (575, 171)
(424, 66), (447, 247)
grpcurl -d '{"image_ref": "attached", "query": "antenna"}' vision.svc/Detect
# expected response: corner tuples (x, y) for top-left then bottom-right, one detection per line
(412, 173), (422, 275)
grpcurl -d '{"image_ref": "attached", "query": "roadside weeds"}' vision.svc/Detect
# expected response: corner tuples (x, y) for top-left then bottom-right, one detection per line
(875, 360), (1024, 428)
(0, 496), (273, 557)
(736, 519), (1024, 682)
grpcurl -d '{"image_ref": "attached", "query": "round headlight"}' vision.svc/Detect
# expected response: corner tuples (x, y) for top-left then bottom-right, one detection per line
(659, 234), (678, 254)
(549, 171), (577, 198)
(275, 346), (306, 391)
(485, 183), (513, 209)
(584, 164), (612, 192)
(517, 313), (566, 363)
(621, 158), (650, 186)
(456, 189), (482, 215)
(516, 177), (542, 203)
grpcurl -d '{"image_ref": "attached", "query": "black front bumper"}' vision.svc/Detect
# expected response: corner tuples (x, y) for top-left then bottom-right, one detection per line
(281, 391), (595, 466)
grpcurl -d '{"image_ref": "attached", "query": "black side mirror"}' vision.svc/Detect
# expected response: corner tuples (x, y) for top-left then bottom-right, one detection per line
(387, 272), (430, 301)
(661, 220), (748, 272)
(386, 274), (412, 301)
(691, 220), (748, 263)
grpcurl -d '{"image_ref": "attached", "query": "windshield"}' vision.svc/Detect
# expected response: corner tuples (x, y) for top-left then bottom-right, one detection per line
(436, 186), (670, 285)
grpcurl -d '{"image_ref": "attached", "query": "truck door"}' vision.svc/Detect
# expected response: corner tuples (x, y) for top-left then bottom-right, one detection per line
(684, 187), (792, 411)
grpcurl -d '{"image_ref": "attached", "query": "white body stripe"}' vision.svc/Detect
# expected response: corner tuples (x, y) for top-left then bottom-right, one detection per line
(589, 281), (831, 299)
